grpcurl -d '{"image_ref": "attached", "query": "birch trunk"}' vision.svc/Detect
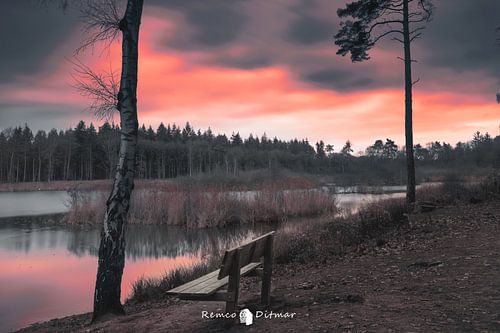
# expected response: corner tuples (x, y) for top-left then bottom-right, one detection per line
(92, 0), (143, 321)
(403, 0), (416, 204)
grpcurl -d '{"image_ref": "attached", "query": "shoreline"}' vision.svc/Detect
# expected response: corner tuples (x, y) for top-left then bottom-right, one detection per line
(15, 199), (500, 332)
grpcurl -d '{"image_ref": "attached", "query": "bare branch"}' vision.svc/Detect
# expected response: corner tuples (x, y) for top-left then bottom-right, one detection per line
(410, 33), (422, 42)
(75, 0), (121, 54)
(392, 37), (405, 44)
(368, 20), (404, 34)
(69, 58), (119, 120)
(410, 26), (426, 35)
(417, 0), (434, 21)
(373, 29), (404, 44)
(397, 56), (417, 63)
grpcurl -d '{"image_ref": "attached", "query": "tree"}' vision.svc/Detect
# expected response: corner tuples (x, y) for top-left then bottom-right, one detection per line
(382, 138), (398, 159)
(341, 140), (353, 156)
(68, 0), (145, 321)
(316, 140), (326, 158)
(93, 0), (143, 321)
(334, 0), (434, 203)
(366, 139), (384, 158)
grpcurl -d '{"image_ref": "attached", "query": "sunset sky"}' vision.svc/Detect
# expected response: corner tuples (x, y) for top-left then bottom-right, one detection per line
(0, 0), (499, 151)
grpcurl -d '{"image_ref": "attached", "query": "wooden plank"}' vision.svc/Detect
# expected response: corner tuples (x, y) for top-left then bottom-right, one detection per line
(238, 241), (257, 267)
(226, 248), (240, 313)
(166, 269), (220, 294)
(218, 232), (275, 279)
(179, 291), (235, 302)
(261, 234), (274, 306)
(234, 231), (275, 251)
(251, 238), (267, 261)
(218, 249), (235, 280)
(172, 262), (261, 297)
(187, 262), (261, 295)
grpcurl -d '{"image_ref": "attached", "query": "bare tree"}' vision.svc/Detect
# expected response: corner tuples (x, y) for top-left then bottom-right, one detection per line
(71, 58), (119, 120)
(334, 0), (434, 204)
(57, 0), (144, 320)
(84, 0), (144, 321)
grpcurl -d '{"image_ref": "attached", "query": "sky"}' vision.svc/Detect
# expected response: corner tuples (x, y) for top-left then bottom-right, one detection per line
(0, 0), (499, 152)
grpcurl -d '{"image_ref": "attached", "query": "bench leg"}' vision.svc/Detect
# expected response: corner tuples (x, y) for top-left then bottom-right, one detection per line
(225, 249), (240, 314)
(261, 235), (273, 306)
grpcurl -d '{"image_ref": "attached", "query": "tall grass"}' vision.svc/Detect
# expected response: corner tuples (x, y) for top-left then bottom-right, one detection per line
(276, 173), (500, 264)
(127, 174), (500, 303)
(65, 180), (337, 227)
(130, 255), (222, 303)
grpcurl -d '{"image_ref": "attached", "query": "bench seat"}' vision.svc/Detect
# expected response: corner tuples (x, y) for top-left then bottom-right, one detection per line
(167, 262), (262, 298)
(165, 231), (274, 313)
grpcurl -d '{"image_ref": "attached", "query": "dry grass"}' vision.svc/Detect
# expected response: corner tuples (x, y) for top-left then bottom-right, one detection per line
(129, 254), (222, 304)
(127, 174), (500, 303)
(276, 173), (500, 264)
(65, 180), (336, 227)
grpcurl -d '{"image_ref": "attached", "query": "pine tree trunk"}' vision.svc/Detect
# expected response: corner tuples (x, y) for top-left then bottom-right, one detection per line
(92, 0), (143, 322)
(38, 150), (41, 182)
(32, 154), (35, 182)
(67, 143), (72, 180)
(8, 152), (13, 182)
(23, 151), (27, 182)
(403, 0), (416, 204)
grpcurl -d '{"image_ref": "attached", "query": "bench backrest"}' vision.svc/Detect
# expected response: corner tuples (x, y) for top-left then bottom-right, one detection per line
(218, 231), (274, 279)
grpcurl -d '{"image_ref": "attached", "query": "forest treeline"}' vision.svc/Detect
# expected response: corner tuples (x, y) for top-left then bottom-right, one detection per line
(0, 121), (499, 184)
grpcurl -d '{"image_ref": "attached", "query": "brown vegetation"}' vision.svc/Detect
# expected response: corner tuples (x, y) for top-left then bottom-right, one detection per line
(126, 174), (500, 305)
(65, 177), (335, 227)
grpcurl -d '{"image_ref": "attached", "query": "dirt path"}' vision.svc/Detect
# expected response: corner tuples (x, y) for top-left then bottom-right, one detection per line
(19, 201), (500, 332)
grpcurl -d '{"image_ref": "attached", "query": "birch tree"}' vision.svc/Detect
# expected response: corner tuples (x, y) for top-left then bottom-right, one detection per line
(50, 0), (145, 320)
(334, 0), (434, 204)
(83, 0), (144, 321)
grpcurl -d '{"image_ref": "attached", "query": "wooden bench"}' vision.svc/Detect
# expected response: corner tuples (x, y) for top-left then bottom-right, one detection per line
(166, 231), (274, 313)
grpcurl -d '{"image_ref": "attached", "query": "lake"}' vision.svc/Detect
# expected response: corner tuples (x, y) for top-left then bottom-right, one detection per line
(0, 186), (408, 332)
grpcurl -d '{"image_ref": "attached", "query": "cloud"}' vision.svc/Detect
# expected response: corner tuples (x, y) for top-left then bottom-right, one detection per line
(286, 15), (335, 45)
(305, 68), (374, 91)
(421, 0), (500, 79)
(0, 2), (79, 83)
(0, 0), (498, 151)
(148, 0), (248, 49)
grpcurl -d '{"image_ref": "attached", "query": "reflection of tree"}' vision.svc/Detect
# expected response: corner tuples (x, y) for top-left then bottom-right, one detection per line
(1, 219), (274, 260)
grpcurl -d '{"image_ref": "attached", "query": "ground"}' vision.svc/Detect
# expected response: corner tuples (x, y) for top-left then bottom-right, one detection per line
(18, 201), (500, 333)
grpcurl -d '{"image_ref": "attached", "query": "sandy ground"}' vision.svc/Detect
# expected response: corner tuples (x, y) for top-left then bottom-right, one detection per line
(17, 200), (500, 333)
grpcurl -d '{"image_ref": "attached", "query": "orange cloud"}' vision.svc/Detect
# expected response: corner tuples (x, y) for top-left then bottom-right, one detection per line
(0, 12), (498, 152)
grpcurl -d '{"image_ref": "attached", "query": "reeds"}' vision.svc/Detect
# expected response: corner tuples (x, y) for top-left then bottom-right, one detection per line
(127, 174), (500, 303)
(65, 180), (337, 227)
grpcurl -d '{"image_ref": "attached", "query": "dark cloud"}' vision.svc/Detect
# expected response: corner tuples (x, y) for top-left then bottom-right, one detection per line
(0, 1), (79, 83)
(420, 0), (500, 78)
(185, 6), (246, 46)
(1, 0), (499, 98)
(0, 102), (85, 131)
(286, 15), (335, 45)
(305, 68), (375, 91)
(150, 0), (248, 48)
(211, 54), (271, 70)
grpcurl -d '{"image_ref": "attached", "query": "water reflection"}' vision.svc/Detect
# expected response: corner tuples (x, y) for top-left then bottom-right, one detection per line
(0, 185), (415, 331)
(0, 191), (69, 218)
(0, 219), (274, 332)
(0, 222), (272, 260)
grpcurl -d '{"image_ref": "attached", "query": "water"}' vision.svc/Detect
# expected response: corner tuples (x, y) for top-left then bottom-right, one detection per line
(0, 191), (69, 218)
(0, 185), (409, 332)
(0, 219), (271, 332)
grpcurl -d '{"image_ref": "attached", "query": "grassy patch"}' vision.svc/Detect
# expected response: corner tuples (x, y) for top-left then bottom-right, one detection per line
(130, 174), (500, 303)
(129, 254), (222, 304)
(65, 178), (336, 227)
(276, 174), (500, 264)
